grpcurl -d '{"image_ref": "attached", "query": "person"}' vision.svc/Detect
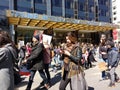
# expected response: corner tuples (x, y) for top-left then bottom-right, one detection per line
(43, 39), (51, 86)
(18, 45), (26, 67)
(99, 35), (108, 80)
(0, 31), (18, 90)
(107, 41), (120, 87)
(26, 42), (32, 58)
(26, 34), (48, 90)
(59, 32), (88, 90)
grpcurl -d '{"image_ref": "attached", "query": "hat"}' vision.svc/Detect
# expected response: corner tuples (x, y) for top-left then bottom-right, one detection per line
(33, 34), (39, 41)
(107, 41), (114, 47)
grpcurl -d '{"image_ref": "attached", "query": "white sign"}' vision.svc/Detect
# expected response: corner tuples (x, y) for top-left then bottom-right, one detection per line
(42, 34), (52, 45)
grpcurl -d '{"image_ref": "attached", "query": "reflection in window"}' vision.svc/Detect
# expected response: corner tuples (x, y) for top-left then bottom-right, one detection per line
(78, 2), (85, 11)
(0, 0), (9, 10)
(52, 0), (62, 7)
(51, 0), (62, 16)
(99, 9), (106, 16)
(89, 5), (94, 12)
(65, 0), (74, 9)
(35, 0), (46, 4)
(17, 0), (31, 12)
(34, 0), (47, 14)
(98, 0), (106, 5)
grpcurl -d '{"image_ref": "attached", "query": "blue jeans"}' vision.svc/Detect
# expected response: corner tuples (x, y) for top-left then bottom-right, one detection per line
(101, 58), (108, 79)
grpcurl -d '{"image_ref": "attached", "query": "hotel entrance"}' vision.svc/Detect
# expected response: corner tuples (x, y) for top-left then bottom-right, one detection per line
(6, 10), (118, 45)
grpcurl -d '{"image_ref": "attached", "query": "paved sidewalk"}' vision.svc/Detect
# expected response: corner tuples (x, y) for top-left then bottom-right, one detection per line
(15, 62), (120, 90)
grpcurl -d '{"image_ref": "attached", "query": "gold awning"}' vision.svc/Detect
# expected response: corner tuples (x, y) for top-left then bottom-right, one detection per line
(6, 10), (119, 32)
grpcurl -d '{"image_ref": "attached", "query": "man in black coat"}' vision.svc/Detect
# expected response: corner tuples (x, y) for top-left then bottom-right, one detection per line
(26, 34), (48, 90)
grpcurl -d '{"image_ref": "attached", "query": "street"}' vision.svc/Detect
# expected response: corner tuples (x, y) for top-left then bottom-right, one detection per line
(15, 62), (120, 90)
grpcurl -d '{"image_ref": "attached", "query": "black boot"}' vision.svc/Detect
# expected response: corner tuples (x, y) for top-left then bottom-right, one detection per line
(26, 80), (33, 90)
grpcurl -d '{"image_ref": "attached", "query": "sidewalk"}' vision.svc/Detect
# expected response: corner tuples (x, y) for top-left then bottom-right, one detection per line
(15, 68), (70, 90)
(15, 62), (120, 90)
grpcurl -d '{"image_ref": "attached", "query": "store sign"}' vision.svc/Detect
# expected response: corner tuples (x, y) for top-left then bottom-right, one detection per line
(7, 10), (39, 19)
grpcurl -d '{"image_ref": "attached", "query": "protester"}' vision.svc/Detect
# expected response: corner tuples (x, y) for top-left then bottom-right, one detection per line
(0, 31), (18, 90)
(99, 34), (108, 80)
(43, 39), (51, 87)
(107, 41), (120, 87)
(59, 31), (88, 90)
(26, 34), (48, 90)
(18, 45), (26, 67)
(26, 42), (32, 58)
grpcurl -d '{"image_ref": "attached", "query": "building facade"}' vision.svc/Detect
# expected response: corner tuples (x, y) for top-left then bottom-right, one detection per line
(111, 0), (120, 42)
(0, 0), (114, 44)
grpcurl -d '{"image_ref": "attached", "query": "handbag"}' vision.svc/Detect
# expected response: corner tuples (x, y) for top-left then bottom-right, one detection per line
(70, 62), (88, 90)
(71, 72), (88, 90)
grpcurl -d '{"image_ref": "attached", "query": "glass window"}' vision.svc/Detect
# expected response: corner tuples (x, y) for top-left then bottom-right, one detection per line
(113, 12), (116, 15)
(89, 5), (94, 12)
(35, 0), (46, 4)
(65, 0), (74, 9)
(17, 0), (31, 12)
(78, 2), (85, 11)
(52, 0), (62, 7)
(99, 9), (106, 16)
(34, 0), (47, 14)
(114, 17), (116, 20)
(113, 6), (116, 10)
(0, 0), (9, 10)
(98, 0), (106, 5)
(51, 0), (62, 16)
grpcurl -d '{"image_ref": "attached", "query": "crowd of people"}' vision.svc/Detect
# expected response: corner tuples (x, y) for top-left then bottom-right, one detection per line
(0, 30), (120, 90)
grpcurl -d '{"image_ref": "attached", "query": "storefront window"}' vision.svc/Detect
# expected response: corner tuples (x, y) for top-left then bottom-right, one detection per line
(17, 0), (31, 12)
(51, 0), (62, 16)
(0, 0), (9, 16)
(34, 0), (47, 14)
(65, 0), (74, 9)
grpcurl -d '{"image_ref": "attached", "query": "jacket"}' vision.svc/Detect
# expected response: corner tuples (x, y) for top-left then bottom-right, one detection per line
(107, 47), (119, 67)
(27, 43), (44, 70)
(61, 46), (82, 79)
(0, 43), (17, 90)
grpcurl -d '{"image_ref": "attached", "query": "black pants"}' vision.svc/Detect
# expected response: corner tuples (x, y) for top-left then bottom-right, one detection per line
(59, 71), (72, 90)
(44, 64), (51, 83)
(29, 70), (47, 84)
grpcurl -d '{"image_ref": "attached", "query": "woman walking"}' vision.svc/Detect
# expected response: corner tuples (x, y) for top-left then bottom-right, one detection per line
(0, 31), (18, 90)
(26, 34), (48, 90)
(59, 32), (88, 90)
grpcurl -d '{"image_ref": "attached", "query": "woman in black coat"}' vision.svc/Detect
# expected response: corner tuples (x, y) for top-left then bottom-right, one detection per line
(26, 34), (48, 90)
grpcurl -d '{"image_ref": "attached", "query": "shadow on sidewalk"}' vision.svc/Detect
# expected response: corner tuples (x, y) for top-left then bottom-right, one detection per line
(50, 72), (61, 86)
(88, 86), (94, 90)
(33, 72), (61, 90)
(14, 77), (28, 88)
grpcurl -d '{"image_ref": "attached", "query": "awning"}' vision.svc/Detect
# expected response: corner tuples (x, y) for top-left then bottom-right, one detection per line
(6, 10), (119, 32)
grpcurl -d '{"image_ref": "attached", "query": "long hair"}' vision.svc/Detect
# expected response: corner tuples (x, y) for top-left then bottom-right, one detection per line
(0, 30), (17, 50)
(0, 34), (11, 47)
(66, 31), (77, 44)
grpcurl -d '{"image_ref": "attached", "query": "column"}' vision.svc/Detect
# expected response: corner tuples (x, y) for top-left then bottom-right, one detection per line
(31, 0), (35, 13)
(47, 0), (51, 15)
(62, 0), (65, 17)
(9, 0), (15, 41)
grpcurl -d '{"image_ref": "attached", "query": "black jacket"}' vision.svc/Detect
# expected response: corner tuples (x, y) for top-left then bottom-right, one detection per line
(27, 43), (44, 70)
(108, 48), (119, 67)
